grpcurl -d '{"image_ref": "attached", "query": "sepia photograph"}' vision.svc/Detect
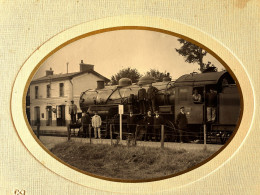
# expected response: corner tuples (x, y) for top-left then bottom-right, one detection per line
(25, 29), (242, 181)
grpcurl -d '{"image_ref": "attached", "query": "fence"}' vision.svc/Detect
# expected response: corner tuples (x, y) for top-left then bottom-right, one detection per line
(67, 123), (206, 148)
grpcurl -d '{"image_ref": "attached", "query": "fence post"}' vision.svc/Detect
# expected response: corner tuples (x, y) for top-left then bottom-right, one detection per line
(203, 123), (207, 150)
(134, 125), (138, 146)
(161, 125), (165, 148)
(110, 124), (113, 146)
(67, 124), (71, 141)
(89, 124), (92, 144)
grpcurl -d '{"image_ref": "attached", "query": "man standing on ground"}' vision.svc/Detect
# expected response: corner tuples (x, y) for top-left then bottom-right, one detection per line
(144, 110), (153, 141)
(91, 112), (102, 139)
(69, 100), (77, 124)
(82, 112), (91, 138)
(176, 106), (188, 143)
(153, 111), (164, 141)
(127, 112), (136, 134)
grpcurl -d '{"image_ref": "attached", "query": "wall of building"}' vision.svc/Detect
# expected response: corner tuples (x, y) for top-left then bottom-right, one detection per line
(30, 80), (72, 126)
(72, 73), (102, 97)
(72, 73), (106, 111)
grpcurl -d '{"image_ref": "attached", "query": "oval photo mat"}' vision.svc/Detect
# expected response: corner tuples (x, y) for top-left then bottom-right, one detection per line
(11, 16), (252, 193)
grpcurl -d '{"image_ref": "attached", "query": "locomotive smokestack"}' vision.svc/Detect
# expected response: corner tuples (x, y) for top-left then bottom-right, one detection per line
(97, 80), (105, 89)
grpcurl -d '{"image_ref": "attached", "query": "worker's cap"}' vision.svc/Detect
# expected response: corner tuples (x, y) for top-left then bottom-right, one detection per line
(180, 106), (184, 109)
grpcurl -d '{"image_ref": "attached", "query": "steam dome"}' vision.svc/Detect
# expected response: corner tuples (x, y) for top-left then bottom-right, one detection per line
(118, 78), (132, 87)
(138, 76), (156, 85)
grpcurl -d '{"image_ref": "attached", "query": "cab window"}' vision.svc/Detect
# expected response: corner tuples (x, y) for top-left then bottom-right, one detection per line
(192, 88), (203, 103)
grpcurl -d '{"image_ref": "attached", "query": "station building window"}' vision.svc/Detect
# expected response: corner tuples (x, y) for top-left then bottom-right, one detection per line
(59, 83), (64, 97)
(35, 86), (38, 99)
(47, 84), (51, 98)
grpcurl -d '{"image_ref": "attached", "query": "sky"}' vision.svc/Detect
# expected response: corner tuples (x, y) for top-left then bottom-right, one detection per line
(34, 30), (225, 80)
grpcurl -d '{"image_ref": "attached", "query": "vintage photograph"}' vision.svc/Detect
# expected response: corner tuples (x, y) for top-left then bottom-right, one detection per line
(25, 29), (241, 180)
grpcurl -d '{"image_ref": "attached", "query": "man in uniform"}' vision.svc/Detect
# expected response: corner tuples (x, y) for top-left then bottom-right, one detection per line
(69, 100), (77, 124)
(127, 112), (136, 134)
(91, 112), (102, 139)
(176, 106), (188, 143)
(146, 83), (158, 113)
(81, 112), (91, 138)
(153, 111), (164, 141)
(144, 110), (153, 141)
(137, 84), (147, 114)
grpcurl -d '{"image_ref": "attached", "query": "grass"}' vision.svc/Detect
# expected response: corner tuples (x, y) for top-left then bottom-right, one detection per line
(50, 141), (213, 180)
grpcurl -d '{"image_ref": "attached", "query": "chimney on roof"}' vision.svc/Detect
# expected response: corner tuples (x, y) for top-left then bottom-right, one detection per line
(46, 67), (54, 76)
(97, 80), (105, 89)
(79, 60), (94, 72)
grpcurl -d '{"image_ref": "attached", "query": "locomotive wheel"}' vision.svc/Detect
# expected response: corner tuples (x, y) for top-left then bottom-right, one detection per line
(135, 125), (147, 141)
(164, 120), (178, 142)
(220, 131), (231, 144)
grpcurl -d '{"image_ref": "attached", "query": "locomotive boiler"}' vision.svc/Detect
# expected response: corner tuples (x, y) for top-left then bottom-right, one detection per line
(79, 70), (241, 143)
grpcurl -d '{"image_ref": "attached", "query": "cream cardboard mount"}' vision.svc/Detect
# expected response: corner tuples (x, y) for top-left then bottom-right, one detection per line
(10, 16), (254, 194)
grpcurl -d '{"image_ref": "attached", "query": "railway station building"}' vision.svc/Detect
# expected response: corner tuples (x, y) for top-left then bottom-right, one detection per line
(29, 60), (110, 126)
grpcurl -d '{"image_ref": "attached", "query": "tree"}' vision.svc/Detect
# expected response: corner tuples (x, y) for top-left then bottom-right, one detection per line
(145, 69), (170, 82)
(175, 39), (216, 72)
(111, 67), (141, 85)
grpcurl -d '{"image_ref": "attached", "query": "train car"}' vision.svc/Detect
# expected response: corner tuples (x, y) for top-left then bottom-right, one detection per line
(79, 70), (241, 143)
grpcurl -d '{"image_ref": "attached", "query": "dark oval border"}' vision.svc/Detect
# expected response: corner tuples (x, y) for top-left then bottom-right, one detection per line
(19, 26), (244, 183)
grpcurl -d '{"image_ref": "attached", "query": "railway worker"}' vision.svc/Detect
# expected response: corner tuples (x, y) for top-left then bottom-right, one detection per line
(127, 112), (136, 134)
(69, 100), (77, 124)
(146, 83), (159, 113)
(81, 112), (91, 138)
(176, 106), (188, 143)
(206, 88), (217, 122)
(137, 84), (147, 114)
(192, 89), (202, 103)
(144, 110), (154, 141)
(153, 111), (164, 141)
(91, 112), (102, 139)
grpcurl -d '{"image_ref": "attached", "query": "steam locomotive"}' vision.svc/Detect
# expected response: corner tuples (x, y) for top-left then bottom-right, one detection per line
(79, 70), (241, 143)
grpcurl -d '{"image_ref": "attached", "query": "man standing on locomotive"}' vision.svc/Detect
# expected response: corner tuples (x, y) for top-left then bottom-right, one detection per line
(91, 112), (102, 139)
(176, 106), (188, 143)
(146, 83), (158, 114)
(137, 84), (147, 114)
(69, 100), (77, 124)
(206, 88), (217, 122)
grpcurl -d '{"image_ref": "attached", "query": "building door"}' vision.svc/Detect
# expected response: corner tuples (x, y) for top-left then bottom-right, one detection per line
(57, 105), (66, 126)
(46, 106), (52, 126)
(34, 106), (40, 126)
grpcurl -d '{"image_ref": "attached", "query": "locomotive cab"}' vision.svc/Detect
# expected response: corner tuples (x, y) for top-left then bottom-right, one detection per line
(174, 70), (241, 143)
